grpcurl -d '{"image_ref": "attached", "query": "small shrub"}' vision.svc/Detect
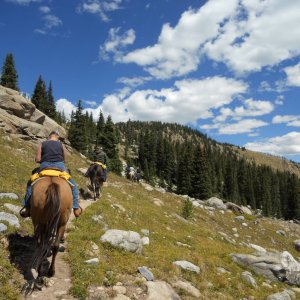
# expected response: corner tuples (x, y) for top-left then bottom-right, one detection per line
(182, 198), (193, 219)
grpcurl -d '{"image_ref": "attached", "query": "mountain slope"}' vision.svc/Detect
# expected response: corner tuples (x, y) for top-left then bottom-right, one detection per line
(1, 130), (300, 299)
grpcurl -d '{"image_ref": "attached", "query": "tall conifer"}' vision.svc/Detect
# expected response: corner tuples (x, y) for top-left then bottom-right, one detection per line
(31, 75), (47, 112)
(0, 53), (19, 91)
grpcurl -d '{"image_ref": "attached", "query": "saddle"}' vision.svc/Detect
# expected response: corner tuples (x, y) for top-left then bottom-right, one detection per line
(30, 167), (71, 183)
(94, 162), (107, 169)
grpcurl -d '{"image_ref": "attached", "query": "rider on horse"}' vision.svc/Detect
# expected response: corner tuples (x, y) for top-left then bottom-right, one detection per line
(86, 146), (108, 181)
(20, 130), (82, 218)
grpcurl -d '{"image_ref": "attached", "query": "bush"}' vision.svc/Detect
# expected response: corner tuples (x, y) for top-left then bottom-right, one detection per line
(182, 198), (193, 219)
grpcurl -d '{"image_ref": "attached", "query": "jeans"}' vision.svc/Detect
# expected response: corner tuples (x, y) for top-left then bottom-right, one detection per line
(23, 161), (79, 209)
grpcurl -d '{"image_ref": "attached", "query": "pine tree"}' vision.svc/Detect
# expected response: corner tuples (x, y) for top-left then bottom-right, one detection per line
(96, 110), (105, 145)
(46, 80), (56, 119)
(31, 75), (47, 113)
(0, 53), (19, 91)
(68, 100), (87, 153)
(190, 146), (212, 200)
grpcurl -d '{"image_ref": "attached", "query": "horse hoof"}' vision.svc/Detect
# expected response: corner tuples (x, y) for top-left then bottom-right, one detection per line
(47, 269), (55, 277)
(35, 277), (44, 290)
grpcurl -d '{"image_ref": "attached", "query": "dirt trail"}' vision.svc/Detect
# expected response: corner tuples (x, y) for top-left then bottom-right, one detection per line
(20, 199), (94, 300)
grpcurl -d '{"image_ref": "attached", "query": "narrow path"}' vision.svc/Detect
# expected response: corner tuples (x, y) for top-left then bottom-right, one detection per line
(21, 199), (94, 300)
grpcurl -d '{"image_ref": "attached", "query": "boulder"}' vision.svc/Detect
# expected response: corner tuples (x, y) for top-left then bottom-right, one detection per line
(4, 203), (22, 214)
(249, 243), (267, 253)
(0, 85), (67, 142)
(173, 260), (200, 273)
(231, 251), (300, 286)
(172, 280), (201, 298)
(138, 266), (154, 281)
(141, 237), (150, 246)
(141, 229), (150, 236)
(0, 193), (19, 200)
(241, 205), (253, 215)
(0, 223), (7, 233)
(85, 258), (99, 265)
(226, 202), (246, 214)
(241, 271), (257, 288)
(294, 240), (300, 252)
(0, 212), (20, 228)
(267, 290), (296, 300)
(100, 229), (143, 253)
(206, 197), (226, 210)
(146, 281), (180, 300)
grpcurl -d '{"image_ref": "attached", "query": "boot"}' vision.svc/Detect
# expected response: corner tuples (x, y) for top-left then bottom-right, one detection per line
(73, 206), (82, 218)
(20, 206), (30, 218)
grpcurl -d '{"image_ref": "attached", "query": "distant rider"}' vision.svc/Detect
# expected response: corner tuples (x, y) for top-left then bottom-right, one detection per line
(20, 130), (82, 218)
(93, 146), (109, 181)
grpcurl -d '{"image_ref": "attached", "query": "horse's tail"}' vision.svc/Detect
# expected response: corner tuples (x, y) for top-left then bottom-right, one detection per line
(32, 182), (61, 268)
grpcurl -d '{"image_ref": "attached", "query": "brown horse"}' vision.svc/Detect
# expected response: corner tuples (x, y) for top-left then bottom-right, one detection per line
(30, 176), (72, 286)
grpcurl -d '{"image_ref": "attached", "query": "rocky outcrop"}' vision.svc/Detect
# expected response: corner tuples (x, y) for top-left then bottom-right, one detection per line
(206, 197), (226, 210)
(100, 229), (143, 253)
(0, 85), (67, 143)
(231, 251), (300, 286)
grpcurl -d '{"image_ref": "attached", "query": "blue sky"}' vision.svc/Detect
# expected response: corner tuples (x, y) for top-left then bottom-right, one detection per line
(1, 0), (300, 161)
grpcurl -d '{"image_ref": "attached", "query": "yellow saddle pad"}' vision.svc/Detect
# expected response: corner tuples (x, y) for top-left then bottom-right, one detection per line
(31, 169), (71, 182)
(95, 162), (107, 169)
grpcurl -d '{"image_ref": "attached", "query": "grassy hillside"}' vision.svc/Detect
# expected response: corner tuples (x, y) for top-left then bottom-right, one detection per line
(1, 130), (300, 299)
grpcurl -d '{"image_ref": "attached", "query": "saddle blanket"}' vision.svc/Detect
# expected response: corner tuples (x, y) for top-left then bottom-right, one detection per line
(95, 162), (107, 169)
(30, 169), (71, 182)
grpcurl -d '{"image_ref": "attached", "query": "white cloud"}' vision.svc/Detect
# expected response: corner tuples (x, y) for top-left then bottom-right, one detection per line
(56, 99), (76, 120)
(39, 6), (50, 13)
(34, 28), (46, 35)
(5, 0), (41, 5)
(245, 132), (300, 156)
(119, 0), (300, 79)
(117, 76), (152, 88)
(43, 14), (62, 29)
(201, 118), (268, 135)
(99, 28), (136, 61)
(284, 62), (300, 87)
(215, 99), (274, 122)
(272, 115), (300, 127)
(56, 76), (247, 124)
(78, 0), (123, 22)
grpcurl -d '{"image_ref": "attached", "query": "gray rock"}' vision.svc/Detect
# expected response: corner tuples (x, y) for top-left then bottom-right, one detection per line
(141, 237), (150, 246)
(206, 197), (226, 210)
(241, 205), (253, 215)
(173, 280), (201, 298)
(100, 229), (143, 253)
(173, 260), (200, 273)
(231, 251), (300, 286)
(0, 223), (8, 232)
(4, 203), (22, 214)
(241, 271), (257, 288)
(267, 290), (296, 300)
(146, 281), (180, 300)
(294, 240), (300, 252)
(249, 243), (267, 253)
(217, 267), (230, 274)
(276, 230), (287, 237)
(138, 266), (154, 281)
(141, 229), (150, 236)
(226, 202), (246, 214)
(85, 258), (99, 265)
(113, 285), (127, 295)
(235, 216), (245, 221)
(0, 212), (20, 228)
(0, 193), (18, 200)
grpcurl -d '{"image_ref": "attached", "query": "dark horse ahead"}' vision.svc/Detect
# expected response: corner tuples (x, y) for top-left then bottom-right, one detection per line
(86, 163), (105, 200)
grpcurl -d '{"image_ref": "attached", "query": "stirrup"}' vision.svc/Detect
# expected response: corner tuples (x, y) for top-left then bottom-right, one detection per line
(20, 207), (30, 218)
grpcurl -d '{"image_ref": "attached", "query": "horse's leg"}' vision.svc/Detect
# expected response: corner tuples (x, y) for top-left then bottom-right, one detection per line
(95, 180), (100, 199)
(90, 177), (96, 200)
(48, 225), (65, 277)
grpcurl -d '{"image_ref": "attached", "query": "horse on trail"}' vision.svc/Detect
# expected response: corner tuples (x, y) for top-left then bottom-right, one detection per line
(126, 169), (135, 181)
(86, 163), (104, 200)
(27, 176), (72, 290)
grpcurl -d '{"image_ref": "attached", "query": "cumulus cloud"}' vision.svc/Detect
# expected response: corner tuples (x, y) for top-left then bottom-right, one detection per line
(284, 62), (300, 87)
(117, 76), (152, 88)
(119, 0), (300, 79)
(56, 76), (247, 124)
(99, 27), (136, 61)
(39, 6), (50, 13)
(5, 0), (41, 5)
(43, 14), (62, 29)
(215, 99), (274, 123)
(245, 132), (300, 156)
(272, 115), (300, 127)
(77, 0), (123, 22)
(56, 98), (76, 120)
